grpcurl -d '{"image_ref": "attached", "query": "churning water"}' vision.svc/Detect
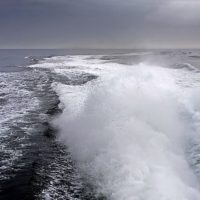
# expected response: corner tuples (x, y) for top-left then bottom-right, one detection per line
(1, 49), (200, 200)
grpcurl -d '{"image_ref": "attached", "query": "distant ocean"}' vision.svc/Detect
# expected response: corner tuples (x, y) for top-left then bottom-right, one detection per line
(1, 49), (200, 200)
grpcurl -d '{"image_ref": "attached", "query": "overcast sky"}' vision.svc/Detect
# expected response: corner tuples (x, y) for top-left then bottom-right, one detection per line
(0, 0), (200, 49)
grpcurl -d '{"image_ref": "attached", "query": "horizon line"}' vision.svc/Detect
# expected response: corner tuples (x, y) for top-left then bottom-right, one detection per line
(0, 47), (200, 50)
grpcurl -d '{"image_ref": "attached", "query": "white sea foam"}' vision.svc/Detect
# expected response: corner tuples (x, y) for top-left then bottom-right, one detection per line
(50, 55), (200, 200)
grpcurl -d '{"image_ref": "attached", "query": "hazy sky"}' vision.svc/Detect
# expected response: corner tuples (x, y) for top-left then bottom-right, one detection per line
(0, 0), (200, 49)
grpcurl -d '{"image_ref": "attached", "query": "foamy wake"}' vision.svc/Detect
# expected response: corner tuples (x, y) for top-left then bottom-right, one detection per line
(49, 56), (200, 200)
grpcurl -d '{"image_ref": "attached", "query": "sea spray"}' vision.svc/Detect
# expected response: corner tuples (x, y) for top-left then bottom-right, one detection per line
(53, 62), (200, 200)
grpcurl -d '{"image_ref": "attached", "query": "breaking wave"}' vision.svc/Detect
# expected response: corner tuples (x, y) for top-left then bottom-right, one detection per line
(51, 56), (200, 200)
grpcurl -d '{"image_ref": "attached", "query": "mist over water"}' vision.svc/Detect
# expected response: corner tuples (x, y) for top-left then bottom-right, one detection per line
(48, 55), (200, 200)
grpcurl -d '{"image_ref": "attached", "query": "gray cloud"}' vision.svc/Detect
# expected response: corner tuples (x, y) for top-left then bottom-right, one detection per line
(0, 0), (199, 48)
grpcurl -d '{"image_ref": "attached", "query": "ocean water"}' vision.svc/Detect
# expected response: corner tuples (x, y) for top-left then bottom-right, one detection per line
(1, 49), (200, 199)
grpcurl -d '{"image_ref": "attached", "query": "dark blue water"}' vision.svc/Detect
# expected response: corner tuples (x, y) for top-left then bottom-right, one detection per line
(0, 49), (99, 200)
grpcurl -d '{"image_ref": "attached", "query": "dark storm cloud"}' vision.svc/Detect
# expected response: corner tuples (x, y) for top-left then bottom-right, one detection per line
(0, 0), (200, 48)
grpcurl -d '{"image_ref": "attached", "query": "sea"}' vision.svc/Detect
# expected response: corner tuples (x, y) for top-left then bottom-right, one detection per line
(0, 49), (200, 200)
